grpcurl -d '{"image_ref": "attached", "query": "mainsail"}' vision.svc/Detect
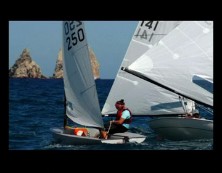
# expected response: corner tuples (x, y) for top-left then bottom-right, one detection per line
(102, 21), (189, 116)
(62, 21), (104, 128)
(127, 21), (213, 108)
(51, 21), (146, 145)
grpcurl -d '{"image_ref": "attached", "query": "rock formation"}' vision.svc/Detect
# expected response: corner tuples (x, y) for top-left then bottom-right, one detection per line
(89, 47), (100, 79)
(9, 48), (47, 78)
(52, 47), (100, 79)
(52, 49), (63, 78)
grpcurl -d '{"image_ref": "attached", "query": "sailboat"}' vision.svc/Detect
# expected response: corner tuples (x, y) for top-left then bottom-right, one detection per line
(121, 21), (213, 140)
(50, 21), (146, 145)
(102, 21), (195, 123)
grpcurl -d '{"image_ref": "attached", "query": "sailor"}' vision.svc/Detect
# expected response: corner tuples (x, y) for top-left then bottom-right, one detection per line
(100, 99), (132, 139)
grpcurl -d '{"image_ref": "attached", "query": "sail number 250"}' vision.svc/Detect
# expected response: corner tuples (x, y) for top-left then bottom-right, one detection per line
(64, 21), (85, 51)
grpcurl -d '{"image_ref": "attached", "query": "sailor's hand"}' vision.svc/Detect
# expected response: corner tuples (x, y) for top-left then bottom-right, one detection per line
(110, 120), (114, 124)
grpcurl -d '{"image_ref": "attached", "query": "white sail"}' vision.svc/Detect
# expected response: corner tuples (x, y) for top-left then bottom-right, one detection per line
(128, 21), (213, 108)
(62, 21), (104, 128)
(51, 21), (146, 145)
(102, 21), (186, 115)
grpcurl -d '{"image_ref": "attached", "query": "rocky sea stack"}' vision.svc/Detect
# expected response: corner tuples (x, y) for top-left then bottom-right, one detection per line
(9, 48), (47, 78)
(52, 47), (100, 79)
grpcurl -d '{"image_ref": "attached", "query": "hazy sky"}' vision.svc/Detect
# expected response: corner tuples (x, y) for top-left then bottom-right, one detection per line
(9, 21), (138, 79)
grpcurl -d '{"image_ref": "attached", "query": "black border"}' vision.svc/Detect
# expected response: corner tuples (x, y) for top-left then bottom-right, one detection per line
(2, 9), (220, 167)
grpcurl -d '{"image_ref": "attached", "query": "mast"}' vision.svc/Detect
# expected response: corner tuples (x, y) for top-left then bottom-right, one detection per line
(63, 93), (68, 128)
(121, 67), (213, 109)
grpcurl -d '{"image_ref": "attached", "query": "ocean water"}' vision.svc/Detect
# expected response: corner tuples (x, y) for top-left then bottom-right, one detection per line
(9, 78), (213, 150)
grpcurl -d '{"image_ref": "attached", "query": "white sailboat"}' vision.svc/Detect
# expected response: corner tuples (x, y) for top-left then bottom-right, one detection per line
(50, 21), (146, 145)
(102, 21), (196, 117)
(122, 21), (213, 140)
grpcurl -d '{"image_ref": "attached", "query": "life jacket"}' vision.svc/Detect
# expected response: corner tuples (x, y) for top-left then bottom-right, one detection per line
(74, 128), (88, 136)
(116, 108), (132, 124)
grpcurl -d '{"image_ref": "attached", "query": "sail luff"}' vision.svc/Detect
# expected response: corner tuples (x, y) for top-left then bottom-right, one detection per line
(62, 21), (104, 128)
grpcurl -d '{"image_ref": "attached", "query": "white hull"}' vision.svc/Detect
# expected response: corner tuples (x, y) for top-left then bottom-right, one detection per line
(51, 127), (146, 145)
(149, 117), (213, 141)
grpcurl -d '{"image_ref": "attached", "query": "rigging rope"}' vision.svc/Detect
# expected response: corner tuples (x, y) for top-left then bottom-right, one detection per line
(107, 121), (112, 134)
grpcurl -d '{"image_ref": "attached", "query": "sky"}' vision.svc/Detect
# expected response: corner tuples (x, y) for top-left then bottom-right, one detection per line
(9, 21), (138, 79)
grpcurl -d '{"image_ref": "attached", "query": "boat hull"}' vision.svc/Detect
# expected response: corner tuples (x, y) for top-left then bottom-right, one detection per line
(149, 117), (213, 141)
(50, 127), (146, 145)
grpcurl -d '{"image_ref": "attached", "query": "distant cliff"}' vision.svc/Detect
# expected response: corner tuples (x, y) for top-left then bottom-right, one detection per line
(9, 47), (100, 79)
(52, 47), (100, 79)
(9, 48), (47, 78)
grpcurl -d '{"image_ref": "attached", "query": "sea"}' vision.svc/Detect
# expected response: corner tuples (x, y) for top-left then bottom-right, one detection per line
(9, 78), (213, 150)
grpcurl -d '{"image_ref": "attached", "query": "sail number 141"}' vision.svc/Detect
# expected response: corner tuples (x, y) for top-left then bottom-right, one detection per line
(64, 21), (85, 51)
